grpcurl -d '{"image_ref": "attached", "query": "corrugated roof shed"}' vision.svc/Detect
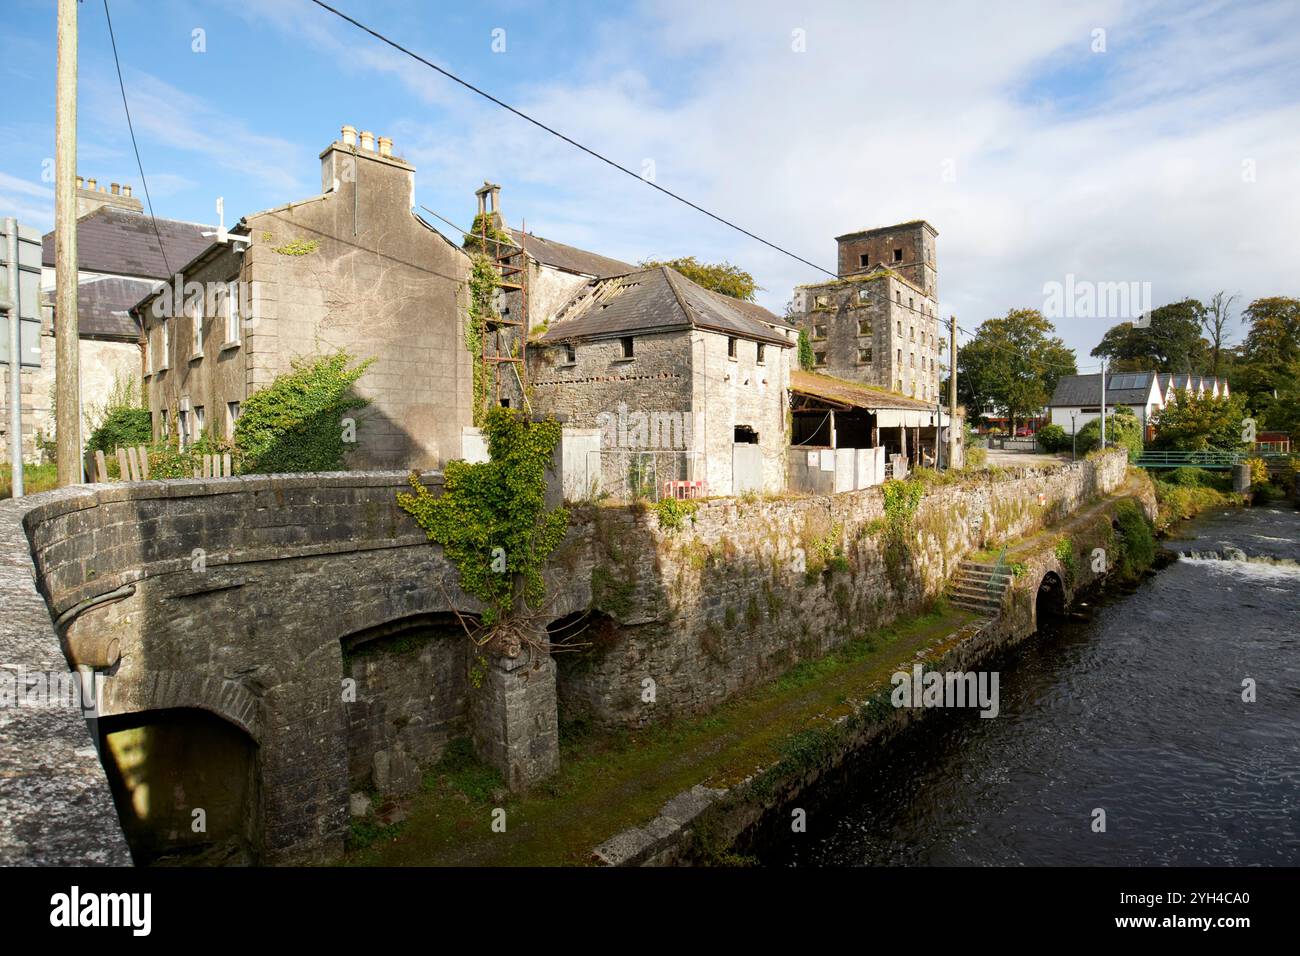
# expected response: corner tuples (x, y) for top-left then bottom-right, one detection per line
(790, 370), (936, 411)
(42, 206), (213, 280)
(538, 265), (791, 345)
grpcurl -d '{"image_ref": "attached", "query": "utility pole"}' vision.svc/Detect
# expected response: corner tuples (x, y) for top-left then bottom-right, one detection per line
(947, 315), (958, 469)
(55, 0), (80, 486)
(1099, 358), (1107, 451)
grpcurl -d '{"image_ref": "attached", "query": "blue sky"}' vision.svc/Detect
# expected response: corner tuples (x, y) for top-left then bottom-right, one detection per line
(4, 0), (1299, 366)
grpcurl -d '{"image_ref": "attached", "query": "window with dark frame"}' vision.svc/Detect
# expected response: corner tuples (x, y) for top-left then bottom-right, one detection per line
(728, 336), (737, 358)
(620, 336), (634, 359)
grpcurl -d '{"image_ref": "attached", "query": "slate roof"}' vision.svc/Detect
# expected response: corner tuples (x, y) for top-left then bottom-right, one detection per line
(537, 266), (792, 346)
(1159, 373), (1226, 395)
(73, 276), (155, 340)
(790, 370), (935, 411)
(1048, 372), (1158, 407)
(508, 228), (633, 278)
(42, 206), (213, 280)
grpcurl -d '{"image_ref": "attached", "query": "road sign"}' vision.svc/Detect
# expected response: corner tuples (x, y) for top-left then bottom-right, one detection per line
(0, 219), (43, 368)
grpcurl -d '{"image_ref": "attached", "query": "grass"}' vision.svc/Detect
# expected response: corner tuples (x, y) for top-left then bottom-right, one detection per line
(0, 462), (59, 499)
(341, 603), (974, 867)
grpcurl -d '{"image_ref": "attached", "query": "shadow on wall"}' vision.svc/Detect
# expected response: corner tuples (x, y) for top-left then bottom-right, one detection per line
(97, 708), (260, 866)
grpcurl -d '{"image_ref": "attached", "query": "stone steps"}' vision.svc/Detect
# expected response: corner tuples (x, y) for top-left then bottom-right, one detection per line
(946, 558), (1013, 617)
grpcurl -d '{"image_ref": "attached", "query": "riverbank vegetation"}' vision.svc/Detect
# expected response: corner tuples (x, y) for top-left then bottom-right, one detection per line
(1151, 467), (1241, 532)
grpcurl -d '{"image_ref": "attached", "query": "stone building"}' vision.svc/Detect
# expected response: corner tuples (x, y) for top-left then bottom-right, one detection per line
(0, 183), (211, 464)
(133, 126), (474, 469)
(787, 220), (943, 404)
(527, 264), (796, 496)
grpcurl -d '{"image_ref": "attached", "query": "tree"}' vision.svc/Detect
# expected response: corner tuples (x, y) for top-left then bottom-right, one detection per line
(1202, 291), (1238, 378)
(1077, 406), (1143, 459)
(1150, 392), (1250, 451)
(639, 257), (758, 301)
(1091, 299), (1209, 371)
(956, 309), (1076, 431)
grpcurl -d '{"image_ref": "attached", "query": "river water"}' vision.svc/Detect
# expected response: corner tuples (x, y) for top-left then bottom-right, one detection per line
(766, 502), (1300, 866)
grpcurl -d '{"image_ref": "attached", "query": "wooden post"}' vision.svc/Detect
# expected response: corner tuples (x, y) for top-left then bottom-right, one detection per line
(55, 0), (81, 486)
(115, 447), (129, 481)
(94, 450), (107, 483)
(222, 452), (232, 477)
(125, 445), (141, 480)
(137, 446), (150, 480)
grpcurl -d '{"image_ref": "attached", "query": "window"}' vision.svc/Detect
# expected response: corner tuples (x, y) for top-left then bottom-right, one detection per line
(896, 320), (902, 335)
(813, 323), (827, 339)
(858, 253), (869, 268)
(896, 380), (903, 392)
(814, 294), (830, 308)
(189, 296), (204, 358)
(893, 248), (903, 262)
(858, 318), (871, 335)
(908, 297), (913, 310)
(160, 408), (169, 438)
(178, 408), (191, 450)
(910, 353), (915, 368)
(193, 405), (205, 438)
(910, 326), (915, 342)
(500, 398), (511, 408)
(858, 347), (872, 364)
(814, 351), (827, 366)
(563, 343), (576, 364)
(160, 321), (171, 369)
(144, 329), (153, 375)
(226, 401), (241, 437)
(620, 336), (634, 359)
(734, 425), (758, 444)
(225, 280), (241, 345)
(727, 336), (737, 359)
(858, 289), (870, 304)
(756, 343), (766, 364)
(896, 348), (902, 364)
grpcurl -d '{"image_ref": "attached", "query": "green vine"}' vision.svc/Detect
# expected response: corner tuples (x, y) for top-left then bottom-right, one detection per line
(654, 497), (697, 531)
(466, 255), (500, 426)
(398, 408), (569, 626)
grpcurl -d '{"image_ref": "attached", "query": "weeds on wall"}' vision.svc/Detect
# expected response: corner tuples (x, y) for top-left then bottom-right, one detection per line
(881, 479), (925, 592)
(398, 408), (569, 635)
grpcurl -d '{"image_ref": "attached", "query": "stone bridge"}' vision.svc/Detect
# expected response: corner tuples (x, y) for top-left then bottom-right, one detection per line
(0, 451), (1142, 865)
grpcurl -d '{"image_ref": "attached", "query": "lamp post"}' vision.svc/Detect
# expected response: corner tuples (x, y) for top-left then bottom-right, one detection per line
(1071, 412), (1077, 461)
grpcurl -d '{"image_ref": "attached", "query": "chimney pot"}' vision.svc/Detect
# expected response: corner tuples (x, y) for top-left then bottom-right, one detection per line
(123, 184), (132, 197)
(87, 178), (97, 191)
(111, 182), (120, 195)
(378, 136), (392, 158)
(341, 124), (357, 146)
(77, 176), (84, 189)
(359, 130), (375, 152)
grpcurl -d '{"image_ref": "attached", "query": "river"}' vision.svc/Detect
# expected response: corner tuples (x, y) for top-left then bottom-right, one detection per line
(764, 501), (1300, 866)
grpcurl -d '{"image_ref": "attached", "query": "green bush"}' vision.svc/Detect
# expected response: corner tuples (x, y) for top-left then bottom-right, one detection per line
(234, 351), (372, 473)
(1077, 407), (1144, 459)
(1113, 499), (1156, 579)
(1168, 466), (1212, 487)
(1037, 423), (1070, 452)
(88, 406), (152, 455)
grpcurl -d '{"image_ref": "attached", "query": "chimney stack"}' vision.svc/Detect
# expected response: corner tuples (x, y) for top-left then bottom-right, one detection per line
(341, 124), (357, 147)
(378, 136), (392, 158)
(87, 178), (97, 191)
(110, 182), (120, 195)
(359, 130), (375, 152)
(76, 176), (84, 189)
(123, 185), (132, 198)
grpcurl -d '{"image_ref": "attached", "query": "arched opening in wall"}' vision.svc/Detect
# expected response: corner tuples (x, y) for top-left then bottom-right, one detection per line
(547, 610), (620, 739)
(98, 707), (259, 866)
(339, 612), (470, 794)
(1036, 571), (1066, 629)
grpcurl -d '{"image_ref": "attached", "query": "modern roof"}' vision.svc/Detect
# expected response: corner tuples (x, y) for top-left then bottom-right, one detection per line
(790, 370), (936, 412)
(42, 205), (214, 280)
(1158, 373), (1227, 394)
(537, 265), (792, 346)
(1049, 372), (1159, 407)
(508, 228), (633, 278)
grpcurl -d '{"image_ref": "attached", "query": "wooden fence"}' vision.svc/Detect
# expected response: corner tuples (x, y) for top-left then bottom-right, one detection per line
(91, 446), (234, 482)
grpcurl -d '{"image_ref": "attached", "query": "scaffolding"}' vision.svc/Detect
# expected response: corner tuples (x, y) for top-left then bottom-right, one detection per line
(474, 182), (530, 415)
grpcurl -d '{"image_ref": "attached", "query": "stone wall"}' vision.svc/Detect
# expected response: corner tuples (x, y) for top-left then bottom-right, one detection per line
(551, 451), (1131, 729)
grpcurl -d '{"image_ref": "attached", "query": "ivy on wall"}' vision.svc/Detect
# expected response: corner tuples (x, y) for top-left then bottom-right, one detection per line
(234, 350), (373, 473)
(465, 255), (501, 426)
(881, 478), (924, 591)
(398, 408), (569, 627)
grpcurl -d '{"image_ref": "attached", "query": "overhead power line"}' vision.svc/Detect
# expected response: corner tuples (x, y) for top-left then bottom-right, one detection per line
(306, 0), (835, 278)
(103, 0), (170, 276)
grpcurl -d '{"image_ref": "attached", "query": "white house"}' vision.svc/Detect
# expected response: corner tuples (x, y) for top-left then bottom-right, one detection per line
(1048, 371), (1229, 440)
